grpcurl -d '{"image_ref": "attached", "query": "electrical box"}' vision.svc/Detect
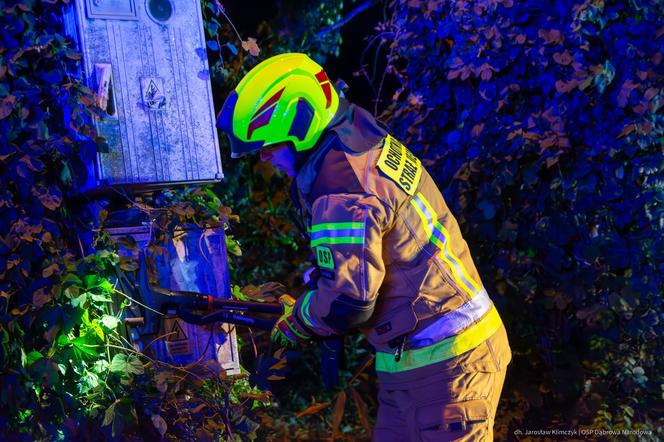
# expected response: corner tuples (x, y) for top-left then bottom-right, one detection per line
(107, 225), (240, 374)
(63, 0), (223, 189)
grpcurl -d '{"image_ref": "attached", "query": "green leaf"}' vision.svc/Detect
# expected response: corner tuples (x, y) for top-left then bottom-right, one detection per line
(26, 350), (43, 367)
(72, 334), (101, 360)
(63, 285), (80, 299)
(126, 354), (144, 375)
(84, 275), (114, 298)
(103, 400), (118, 427)
(78, 370), (100, 394)
(71, 292), (88, 307)
(87, 321), (105, 341)
(226, 235), (242, 256)
(231, 284), (252, 301)
(89, 292), (112, 303)
(93, 359), (110, 374)
(109, 354), (127, 374)
(60, 160), (72, 185)
(83, 275), (102, 289)
(29, 358), (60, 388)
(56, 334), (70, 347)
(101, 315), (120, 330)
(109, 353), (144, 376)
(80, 308), (92, 327)
(61, 273), (82, 288)
(97, 279), (114, 294)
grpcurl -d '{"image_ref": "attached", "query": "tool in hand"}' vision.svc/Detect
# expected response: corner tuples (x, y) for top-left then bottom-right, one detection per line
(116, 252), (343, 389)
(116, 252), (282, 332)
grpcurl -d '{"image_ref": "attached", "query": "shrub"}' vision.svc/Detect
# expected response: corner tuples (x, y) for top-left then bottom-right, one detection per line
(371, 0), (663, 438)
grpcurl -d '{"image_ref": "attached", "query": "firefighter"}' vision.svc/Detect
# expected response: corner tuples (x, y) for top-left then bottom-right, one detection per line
(218, 53), (512, 441)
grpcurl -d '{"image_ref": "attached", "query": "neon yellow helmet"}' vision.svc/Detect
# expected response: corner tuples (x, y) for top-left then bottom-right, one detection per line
(217, 53), (339, 158)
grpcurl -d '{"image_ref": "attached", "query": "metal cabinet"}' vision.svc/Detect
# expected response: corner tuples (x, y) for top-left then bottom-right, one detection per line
(64, 0), (223, 188)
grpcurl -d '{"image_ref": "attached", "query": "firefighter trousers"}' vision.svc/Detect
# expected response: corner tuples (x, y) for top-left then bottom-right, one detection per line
(373, 364), (508, 441)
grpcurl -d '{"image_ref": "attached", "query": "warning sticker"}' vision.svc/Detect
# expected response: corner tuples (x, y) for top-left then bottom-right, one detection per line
(166, 340), (191, 357)
(140, 77), (166, 110)
(376, 135), (422, 196)
(167, 319), (188, 341)
(161, 316), (191, 356)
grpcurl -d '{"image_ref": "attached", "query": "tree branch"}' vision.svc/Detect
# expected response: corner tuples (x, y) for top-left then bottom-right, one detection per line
(317, 0), (379, 38)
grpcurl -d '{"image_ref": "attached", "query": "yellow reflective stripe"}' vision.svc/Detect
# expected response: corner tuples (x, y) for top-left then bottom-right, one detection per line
(410, 199), (476, 300)
(430, 223), (483, 296)
(410, 289), (493, 346)
(375, 306), (502, 373)
(412, 192), (482, 297)
(410, 197), (432, 238)
(416, 193), (482, 294)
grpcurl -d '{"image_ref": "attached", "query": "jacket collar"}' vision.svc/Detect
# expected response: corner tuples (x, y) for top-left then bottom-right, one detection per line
(294, 99), (387, 198)
(326, 100), (387, 153)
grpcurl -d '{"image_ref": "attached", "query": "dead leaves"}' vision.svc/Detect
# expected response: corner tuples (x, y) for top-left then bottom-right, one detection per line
(538, 28), (563, 45)
(240, 391), (272, 403)
(266, 374), (285, 381)
(349, 386), (371, 437)
(42, 262), (60, 278)
(10, 218), (43, 244)
(232, 281), (287, 303)
(32, 185), (63, 210)
(617, 80), (640, 108)
(242, 38), (260, 57)
(331, 390), (346, 436)
(33, 285), (57, 308)
(295, 401), (330, 418)
(446, 58), (498, 81)
(217, 205), (240, 223)
(0, 95), (17, 120)
(268, 354), (288, 371)
(292, 354), (376, 437)
(552, 50), (573, 65)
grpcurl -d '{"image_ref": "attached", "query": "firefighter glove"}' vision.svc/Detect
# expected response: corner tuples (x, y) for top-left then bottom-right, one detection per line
(271, 294), (312, 347)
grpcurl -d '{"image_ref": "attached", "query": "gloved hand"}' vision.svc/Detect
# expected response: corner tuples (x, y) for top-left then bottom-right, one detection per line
(271, 294), (312, 347)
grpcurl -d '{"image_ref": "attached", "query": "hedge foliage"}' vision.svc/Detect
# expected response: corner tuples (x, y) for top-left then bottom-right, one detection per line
(0, 1), (268, 440)
(374, 0), (663, 438)
(0, 0), (356, 439)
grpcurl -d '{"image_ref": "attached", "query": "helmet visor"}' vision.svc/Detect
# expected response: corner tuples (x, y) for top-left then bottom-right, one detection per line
(217, 91), (265, 158)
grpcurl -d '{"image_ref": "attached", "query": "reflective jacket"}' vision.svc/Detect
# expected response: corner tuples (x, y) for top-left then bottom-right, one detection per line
(292, 100), (512, 386)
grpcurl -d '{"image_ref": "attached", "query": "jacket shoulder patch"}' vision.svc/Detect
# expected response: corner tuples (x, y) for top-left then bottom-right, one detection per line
(376, 135), (422, 196)
(315, 245), (335, 270)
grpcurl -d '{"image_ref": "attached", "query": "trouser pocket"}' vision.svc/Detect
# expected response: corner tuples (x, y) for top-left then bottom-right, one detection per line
(416, 398), (491, 442)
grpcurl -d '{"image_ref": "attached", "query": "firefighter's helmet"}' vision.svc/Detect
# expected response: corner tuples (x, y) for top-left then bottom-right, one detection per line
(217, 53), (340, 158)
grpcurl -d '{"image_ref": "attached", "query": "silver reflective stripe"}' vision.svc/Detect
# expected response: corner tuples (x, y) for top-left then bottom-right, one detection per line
(310, 228), (365, 240)
(408, 289), (493, 348)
